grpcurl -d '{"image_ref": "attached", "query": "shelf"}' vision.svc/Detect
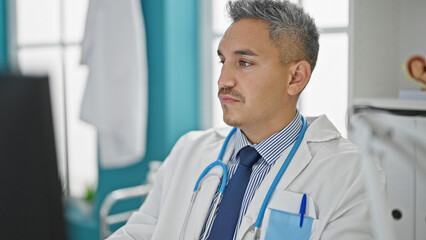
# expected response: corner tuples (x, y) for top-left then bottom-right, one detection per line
(354, 98), (426, 112)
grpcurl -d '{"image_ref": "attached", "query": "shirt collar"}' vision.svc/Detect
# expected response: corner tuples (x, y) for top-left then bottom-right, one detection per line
(233, 112), (303, 165)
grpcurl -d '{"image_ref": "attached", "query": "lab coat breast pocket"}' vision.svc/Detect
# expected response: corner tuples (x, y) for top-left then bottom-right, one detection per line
(261, 191), (318, 240)
(265, 209), (314, 239)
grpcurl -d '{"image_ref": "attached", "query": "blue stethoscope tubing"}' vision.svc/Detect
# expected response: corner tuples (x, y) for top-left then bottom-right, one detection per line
(181, 116), (308, 240)
(193, 127), (237, 194)
(180, 127), (238, 240)
(252, 115), (307, 238)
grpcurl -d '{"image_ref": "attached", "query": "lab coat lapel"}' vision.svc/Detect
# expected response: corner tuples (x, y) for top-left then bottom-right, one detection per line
(186, 129), (236, 239)
(237, 140), (312, 240)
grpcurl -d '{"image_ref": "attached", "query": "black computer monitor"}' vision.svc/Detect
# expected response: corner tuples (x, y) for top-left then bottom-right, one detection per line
(0, 74), (67, 240)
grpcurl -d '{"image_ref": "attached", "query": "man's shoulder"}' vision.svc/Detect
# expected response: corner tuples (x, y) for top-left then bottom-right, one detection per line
(305, 115), (341, 143)
(303, 116), (366, 189)
(306, 115), (360, 160)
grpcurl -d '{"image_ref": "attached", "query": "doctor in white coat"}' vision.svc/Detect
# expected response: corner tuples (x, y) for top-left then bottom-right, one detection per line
(107, 0), (385, 239)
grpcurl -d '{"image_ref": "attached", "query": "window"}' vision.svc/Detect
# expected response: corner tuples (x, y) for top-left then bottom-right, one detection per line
(201, 0), (349, 137)
(8, 0), (96, 197)
(299, 0), (349, 137)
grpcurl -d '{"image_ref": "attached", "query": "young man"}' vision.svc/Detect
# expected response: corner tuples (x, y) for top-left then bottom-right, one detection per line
(108, 1), (385, 239)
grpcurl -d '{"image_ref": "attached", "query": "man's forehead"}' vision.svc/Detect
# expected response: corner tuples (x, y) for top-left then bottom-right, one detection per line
(224, 18), (270, 37)
(219, 18), (270, 48)
(218, 19), (275, 56)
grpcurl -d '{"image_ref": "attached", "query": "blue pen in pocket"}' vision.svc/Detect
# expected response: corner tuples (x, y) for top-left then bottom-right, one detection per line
(265, 193), (313, 239)
(299, 194), (307, 228)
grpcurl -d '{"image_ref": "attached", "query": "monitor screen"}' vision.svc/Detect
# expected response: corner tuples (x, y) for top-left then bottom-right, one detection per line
(0, 74), (67, 240)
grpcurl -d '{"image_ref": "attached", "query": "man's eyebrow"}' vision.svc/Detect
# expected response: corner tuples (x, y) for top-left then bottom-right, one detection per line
(233, 49), (258, 56)
(217, 49), (258, 57)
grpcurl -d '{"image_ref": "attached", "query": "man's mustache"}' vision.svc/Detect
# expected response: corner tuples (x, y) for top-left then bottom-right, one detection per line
(218, 87), (245, 103)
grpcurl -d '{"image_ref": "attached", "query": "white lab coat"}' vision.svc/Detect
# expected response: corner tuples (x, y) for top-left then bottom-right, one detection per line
(107, 115), (386, 240)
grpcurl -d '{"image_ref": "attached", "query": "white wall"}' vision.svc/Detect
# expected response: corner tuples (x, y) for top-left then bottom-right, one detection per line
(351, 0), (426, 101)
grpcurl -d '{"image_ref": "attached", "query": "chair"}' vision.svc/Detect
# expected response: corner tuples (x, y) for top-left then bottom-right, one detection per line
(99, 161), (162, 240)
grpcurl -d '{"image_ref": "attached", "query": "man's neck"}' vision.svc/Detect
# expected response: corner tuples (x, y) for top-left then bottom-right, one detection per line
(240, 110), (297, 144)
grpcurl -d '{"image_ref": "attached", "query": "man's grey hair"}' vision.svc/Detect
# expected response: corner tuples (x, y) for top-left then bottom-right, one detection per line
(227, 0), (319, 72)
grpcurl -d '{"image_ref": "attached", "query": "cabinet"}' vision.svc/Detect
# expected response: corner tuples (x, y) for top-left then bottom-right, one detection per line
(351, 98), (426, 240)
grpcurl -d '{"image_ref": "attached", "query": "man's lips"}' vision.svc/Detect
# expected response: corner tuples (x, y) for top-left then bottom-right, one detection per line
(219, 95), (240, 104)
(218, 87), (245, 103)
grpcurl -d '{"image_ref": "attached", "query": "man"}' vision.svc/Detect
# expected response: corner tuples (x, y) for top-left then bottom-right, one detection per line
(108, 0), (385, 239)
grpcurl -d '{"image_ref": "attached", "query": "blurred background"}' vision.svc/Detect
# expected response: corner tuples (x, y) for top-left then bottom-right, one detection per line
(0, 0), (425, 239)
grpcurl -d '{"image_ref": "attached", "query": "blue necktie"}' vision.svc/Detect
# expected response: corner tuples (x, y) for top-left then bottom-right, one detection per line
(207, 146), (261, 240)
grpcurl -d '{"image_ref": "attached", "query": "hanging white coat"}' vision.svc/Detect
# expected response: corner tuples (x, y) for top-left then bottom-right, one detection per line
(107, 115), (386, 240)
(80, 0), (148, 168)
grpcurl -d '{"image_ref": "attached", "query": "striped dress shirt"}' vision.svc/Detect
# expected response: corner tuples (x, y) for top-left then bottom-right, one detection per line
(201, 112), (303, 240)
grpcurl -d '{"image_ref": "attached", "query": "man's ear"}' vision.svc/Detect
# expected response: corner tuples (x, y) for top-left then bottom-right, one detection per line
(287, 60), (311, 96)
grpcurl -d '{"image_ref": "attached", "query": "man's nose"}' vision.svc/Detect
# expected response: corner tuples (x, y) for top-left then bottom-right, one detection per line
(217, 63), (236, 89)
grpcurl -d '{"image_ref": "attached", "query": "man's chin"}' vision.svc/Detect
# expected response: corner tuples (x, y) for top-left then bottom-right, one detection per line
(223, 117), (242, 128)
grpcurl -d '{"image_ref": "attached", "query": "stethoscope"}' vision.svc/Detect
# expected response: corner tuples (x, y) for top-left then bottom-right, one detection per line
(180, 116), (308, 240)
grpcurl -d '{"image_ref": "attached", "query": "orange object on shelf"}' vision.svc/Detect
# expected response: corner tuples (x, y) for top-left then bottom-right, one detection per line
(406, 55), (426, 90)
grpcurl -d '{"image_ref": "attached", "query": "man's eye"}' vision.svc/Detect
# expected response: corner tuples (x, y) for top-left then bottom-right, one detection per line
(219, 60), (225, 64)
(239, 60), (252, 67)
